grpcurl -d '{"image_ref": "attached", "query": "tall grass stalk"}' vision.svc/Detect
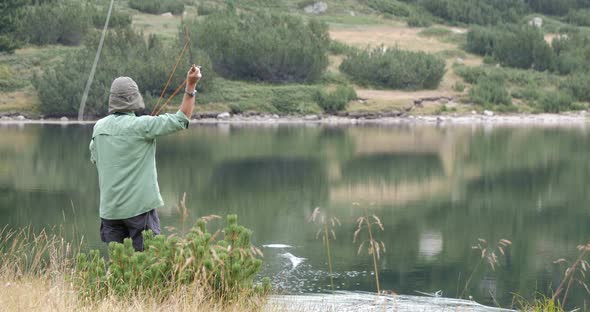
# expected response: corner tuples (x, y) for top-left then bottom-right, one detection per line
(551, 241), (590, 307)
(353, 204), (385, 294)
(307, 207), (341, 290)
(460, 238), (512, 299)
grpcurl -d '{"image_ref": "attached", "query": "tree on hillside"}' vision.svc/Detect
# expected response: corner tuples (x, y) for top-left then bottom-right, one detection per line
(0, 0), (25, 53)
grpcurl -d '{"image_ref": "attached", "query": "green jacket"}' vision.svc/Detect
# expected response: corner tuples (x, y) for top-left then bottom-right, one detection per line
(90, 111), (189, 220)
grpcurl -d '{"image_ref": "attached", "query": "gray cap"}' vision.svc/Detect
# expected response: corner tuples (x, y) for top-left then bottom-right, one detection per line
(108, 77), (145, 113)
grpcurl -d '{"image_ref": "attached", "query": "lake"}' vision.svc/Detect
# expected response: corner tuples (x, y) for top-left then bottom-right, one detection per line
(1, 122), (589, 308)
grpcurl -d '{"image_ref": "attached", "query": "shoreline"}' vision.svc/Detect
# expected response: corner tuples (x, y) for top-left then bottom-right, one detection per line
(0, 112), (589, 127)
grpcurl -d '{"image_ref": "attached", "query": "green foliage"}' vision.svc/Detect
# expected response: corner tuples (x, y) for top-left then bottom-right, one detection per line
(465, 26), (499, 55)
(469, 74), (512, 106)
(0, 0), (25, 53)
(340, 46), (446, 90)
(418, 0), (527, 25)
(196, 2), (222, 15)
(74, 215), (270, 300)
(527, 0), (582, 16)
(316, 85), (357, 113)
(187, 11), (329, 83)
(34, 29), (214, 117)
(539, 91), (573, 113)
(0, 64), (25, 92)
(566, 9), (590, 26)
(452, 82), (465, 92)
(366, 0), (411, 17)
(128, 0), (185, 15)
(561, 72), (590, 102)
(552, 33), (590, 75)
(329, 40), (355, 55)
(407, 13), (433, 27)
(17, 0), (131, 46)
(418, 27), (451, 37)
(270, 85), (321, 114)
(467, 25), (555, 71)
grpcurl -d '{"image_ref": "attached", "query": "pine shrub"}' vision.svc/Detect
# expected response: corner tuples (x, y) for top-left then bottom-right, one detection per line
(128, 0), (185, 15)
(186, 11), (329, 83)
(316, 85), (357, 113)
(340, 46), (446, 90)
(469, 74), (511, 106)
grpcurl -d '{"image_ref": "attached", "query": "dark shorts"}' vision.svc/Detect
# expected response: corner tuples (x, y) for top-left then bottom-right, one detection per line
(100, 209), (160, 251)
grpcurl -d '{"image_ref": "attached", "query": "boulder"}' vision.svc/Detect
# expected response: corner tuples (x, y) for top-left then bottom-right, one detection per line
(217, 112), (231, 120)
(15, 115), (26, 121)
(60, 117), (69, 121)
(160, 12), (174, 18)
(304, 114), (320, 121)
(529, 17), (543, 28)
(483, 110), (494, 117)
(303, 2), (328, 14)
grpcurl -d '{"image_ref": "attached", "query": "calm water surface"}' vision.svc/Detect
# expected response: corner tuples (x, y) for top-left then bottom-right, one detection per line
(1, 123), (589, 307)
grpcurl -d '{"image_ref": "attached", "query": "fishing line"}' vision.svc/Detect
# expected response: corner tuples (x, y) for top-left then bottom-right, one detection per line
(78, 0), (115, 121)
(150, 40), (189, 116)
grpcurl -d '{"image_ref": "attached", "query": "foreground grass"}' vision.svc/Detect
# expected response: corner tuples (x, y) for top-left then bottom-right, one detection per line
(0, 226), (267, 312)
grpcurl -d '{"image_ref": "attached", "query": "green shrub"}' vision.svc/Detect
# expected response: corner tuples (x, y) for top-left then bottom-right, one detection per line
(90, 6), (132, 29)
(454, 65), (488, 84)
(270, 85), (320, 114)
(493, 25), (555, 71)
(34, 29), (214, 117)
(187, 11), (329, 83)
(128, 0), (185, 15)
(329, 40), (355, 55)
(0, 0), (24, 53)
(466, 26), (499, 55)
(562, 72), (590, 102)
(0, 65), (25, 92)
(539, 91), (573, 113)
(407, 13), (433, 27)
(197, 2), (221, 15)
(418, 0), (526, 25)
(567, 9), (590, 26)
(552, 33), (590, 75)
(17, 1), (131, 46)
(340, 46), (446, 90)
(74, 215), (270, 300)
(419, 27), (451, 37)
(527, 0), (579, 15)
(469, 74), (511, 106)
(367, 0), (411, 17)
(316, 85), (357, 113)
(452, 82), (465, 92)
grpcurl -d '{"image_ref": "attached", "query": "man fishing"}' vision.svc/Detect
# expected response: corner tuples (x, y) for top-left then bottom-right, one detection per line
(89, 64), (202, 251)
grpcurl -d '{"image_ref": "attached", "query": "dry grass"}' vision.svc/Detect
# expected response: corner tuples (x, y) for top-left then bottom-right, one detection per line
(0, 226), (266, 312)
(329, 26), (456, 53)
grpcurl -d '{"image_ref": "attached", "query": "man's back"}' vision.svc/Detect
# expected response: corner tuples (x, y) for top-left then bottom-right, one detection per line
(90, 111), (189, 220)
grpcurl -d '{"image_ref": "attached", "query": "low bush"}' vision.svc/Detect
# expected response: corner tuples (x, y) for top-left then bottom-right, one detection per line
(552, 34), (590, 75)
(367, 0), (411, 17)
(561, 72), (590, 102)
(270, 85), (321, 114)
(128, 0), (185, 15)
(469, 74), (511, 106)
(539, 91), (573, 113)
(407, 13), (433, 27)
(74, 215), (270, 300)
(197, 2), (222, 16)
(316, 85), (357, 113)
(34, 29), (214, 117)
(187, 11), (329, 83)
(329, 40), (355, 55)
(0, 65), (25, 92)
(419, 27), (451, 37)
(340, 46), (446, 90)
(418, 0), (526, 25)
(566, 9), (590, 26)
(17, 1), (131, 46)
(465, 26), (499, 56)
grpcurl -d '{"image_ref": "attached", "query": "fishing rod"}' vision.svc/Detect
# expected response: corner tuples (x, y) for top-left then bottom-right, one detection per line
(151, 26), (198, 116)
(78, 0), (115, 121)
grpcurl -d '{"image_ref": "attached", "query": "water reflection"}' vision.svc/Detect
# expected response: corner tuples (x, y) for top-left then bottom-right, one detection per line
(1, 123), (590, 308)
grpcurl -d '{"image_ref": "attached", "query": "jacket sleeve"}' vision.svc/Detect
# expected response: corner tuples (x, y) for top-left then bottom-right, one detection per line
(137, 110), (190, 140)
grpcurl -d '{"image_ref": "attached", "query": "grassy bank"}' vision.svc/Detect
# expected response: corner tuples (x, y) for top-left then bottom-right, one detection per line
(0, 220), (269, 312)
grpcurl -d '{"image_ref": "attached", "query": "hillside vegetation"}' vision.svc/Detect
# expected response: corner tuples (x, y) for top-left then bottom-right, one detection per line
(1, 0), (590, 117)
